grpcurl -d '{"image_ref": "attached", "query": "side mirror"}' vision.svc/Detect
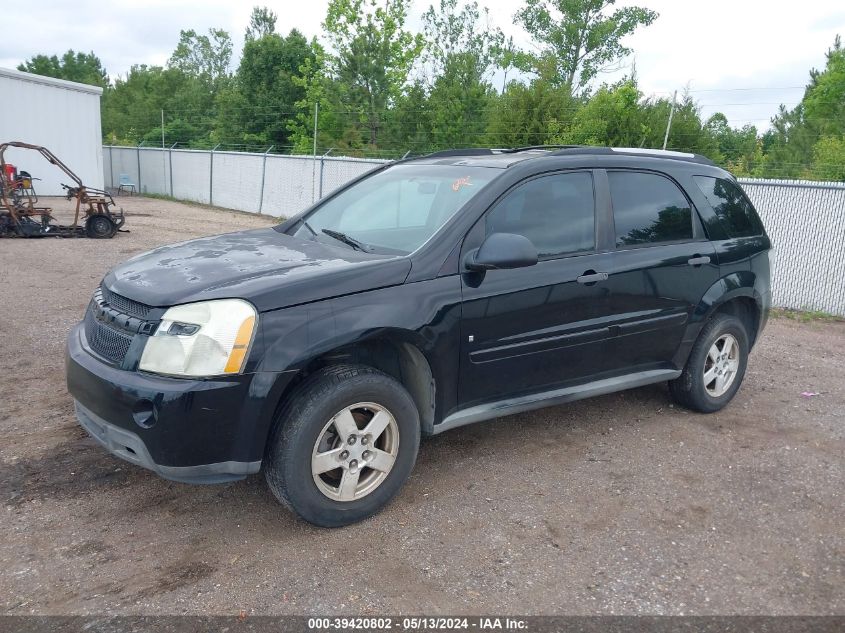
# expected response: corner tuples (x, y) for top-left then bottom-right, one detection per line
(465, 232), (538, 271)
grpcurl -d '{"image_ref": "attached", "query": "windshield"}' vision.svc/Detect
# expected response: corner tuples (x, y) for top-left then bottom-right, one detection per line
(293, 164), (498, 255)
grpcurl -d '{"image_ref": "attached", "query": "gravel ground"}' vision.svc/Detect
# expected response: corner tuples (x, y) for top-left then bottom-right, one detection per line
(0, 196), (843, 616)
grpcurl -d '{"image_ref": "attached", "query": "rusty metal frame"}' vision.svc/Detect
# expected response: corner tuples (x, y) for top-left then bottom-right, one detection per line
(0, 141), (124, 237)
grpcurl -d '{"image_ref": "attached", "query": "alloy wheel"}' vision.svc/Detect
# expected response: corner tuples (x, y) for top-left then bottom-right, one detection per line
(703, 333), (740, 397)
(311, 402), (399, 502)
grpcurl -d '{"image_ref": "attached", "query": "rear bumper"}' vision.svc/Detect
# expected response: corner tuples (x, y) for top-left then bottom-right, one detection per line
(75, 400), (260, 484)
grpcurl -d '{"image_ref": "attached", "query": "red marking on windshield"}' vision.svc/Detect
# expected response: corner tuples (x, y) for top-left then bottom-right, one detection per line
(452, 176), (473, 191)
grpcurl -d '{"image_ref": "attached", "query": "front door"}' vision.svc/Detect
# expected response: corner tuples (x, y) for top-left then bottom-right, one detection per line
(458, 170), (617, 409)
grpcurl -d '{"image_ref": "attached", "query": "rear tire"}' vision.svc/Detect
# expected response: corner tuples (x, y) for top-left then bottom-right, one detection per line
(85, 214), (116, 238)
(264, 364), (420, 527)
(669, 313), (749, 413)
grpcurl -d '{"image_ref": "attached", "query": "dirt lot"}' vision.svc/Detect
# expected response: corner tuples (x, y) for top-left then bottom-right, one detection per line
(0, 196), (843, 615)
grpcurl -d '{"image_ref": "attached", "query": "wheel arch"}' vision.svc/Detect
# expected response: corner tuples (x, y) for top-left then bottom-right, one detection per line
(264, 330), (438, 443)
(694, 271), (768, 348)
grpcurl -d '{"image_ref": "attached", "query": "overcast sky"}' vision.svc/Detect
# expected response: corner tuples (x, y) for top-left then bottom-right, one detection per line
(3, 0), (844, 130)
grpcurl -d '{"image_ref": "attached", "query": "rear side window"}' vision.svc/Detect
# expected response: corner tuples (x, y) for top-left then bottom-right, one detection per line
(485, 171), (595, 259)
(609, 172), (693, 247)
(693, 176), (763, 238)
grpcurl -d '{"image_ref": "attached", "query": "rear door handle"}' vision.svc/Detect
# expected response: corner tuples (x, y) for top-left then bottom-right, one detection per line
(577, 271), (609, 285)
(687, 256), (711, 267)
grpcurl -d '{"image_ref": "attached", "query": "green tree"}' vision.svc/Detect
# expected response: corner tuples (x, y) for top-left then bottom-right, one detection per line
(704, 113), (760, 174)
(103, 28), (234, 148)
(486, 78), (578, 147)
(425, 58), (494, 150)
(168, 28), (233, 89)
(645, 96), (719, 157)
(804, 35), (845, 137)
(417, 0), (503, 150)
(287, 42), (357, 154)
(321, 0), (424, 147)
(102, 65), (212, 146)
(245, 6), (278, 41)
(217, 28), (314, 148)
(551, 80), (642, 145)
(812, 135), (845, 181)
(762, 36), (845, 179)
(548, 79), (718, 158)
(421, 0), (503, 79)
(385, 81), (432, 153)
(515, 0), (658, 94)
(17, 50), (108, 87)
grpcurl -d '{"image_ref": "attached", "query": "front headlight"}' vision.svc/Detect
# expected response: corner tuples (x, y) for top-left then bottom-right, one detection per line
(139, 299), (257, 377)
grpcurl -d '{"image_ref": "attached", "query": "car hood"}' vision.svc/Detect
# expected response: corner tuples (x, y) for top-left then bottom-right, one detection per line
(102, 228), (411, 312)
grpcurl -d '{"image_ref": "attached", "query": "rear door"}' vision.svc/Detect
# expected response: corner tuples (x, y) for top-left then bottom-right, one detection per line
(602, 170), (719, 371)
(458, 170), (617, 408)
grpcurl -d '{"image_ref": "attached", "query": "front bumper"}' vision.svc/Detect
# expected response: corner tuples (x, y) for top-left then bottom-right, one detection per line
(66, 323), (293, 484)
(74, 400), (259, 484)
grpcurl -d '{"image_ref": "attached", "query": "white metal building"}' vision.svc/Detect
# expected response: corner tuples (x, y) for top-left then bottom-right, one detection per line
(0, 67), (104, 195)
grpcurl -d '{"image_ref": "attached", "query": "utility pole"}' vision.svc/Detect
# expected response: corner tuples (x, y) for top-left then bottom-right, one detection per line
(161, 109), (165, 149)
(663, 90), (677, 151)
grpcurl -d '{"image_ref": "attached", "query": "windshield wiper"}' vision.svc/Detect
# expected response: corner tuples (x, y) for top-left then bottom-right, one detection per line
(321, 229), (371, 252)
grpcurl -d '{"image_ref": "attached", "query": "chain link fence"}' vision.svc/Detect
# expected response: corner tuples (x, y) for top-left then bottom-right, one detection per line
(103, 145), (845, 316)
(104, 145), (384, 219)
(739, 179), (845, 316)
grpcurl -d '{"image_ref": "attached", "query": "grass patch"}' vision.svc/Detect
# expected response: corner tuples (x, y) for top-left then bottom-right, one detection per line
(771, 307), (845, 323)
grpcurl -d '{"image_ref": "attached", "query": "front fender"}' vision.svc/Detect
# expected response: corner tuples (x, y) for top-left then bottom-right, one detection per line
(254, 276), (463, 430)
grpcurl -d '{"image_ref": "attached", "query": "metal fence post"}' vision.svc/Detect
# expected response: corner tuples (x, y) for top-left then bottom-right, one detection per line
(258, 145), (274, 214)
(137, 141), (144, 194)
(312, 102), (319, 203)
(319, 148), (333, 200)
(209, 144), (220, 206)
(108, 145), (114, 189)
(168, 142), (177, 197)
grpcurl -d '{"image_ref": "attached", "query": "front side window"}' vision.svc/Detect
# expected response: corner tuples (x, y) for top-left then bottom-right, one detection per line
(609, 171), (693, 247)
(485, 171), (595, 259)
(693, 176), (763, 238)
(294, 164), (497, 255)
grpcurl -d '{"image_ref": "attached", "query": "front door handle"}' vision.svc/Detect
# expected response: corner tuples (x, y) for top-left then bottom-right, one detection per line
(577, 271), (609, 285)
(687, 255), (711, 267)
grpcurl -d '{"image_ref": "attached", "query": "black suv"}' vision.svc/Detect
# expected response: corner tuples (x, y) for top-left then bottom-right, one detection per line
(66, 147), (771, 527)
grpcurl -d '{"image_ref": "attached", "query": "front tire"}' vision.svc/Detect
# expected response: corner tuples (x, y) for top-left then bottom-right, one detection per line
(669, 313), (749, 413)
(264, 365), (420, 527)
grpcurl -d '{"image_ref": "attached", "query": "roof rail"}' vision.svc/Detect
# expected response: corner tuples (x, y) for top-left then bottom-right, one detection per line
(549, 146), (715, 165)
(424, 148), (497, 158)
(503, 145), (586, 153)
(416, 145), (717, 166)
(421, 145), (587, 160)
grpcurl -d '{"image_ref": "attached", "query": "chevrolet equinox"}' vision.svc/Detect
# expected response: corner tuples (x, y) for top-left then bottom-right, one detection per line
(66, 146), (771, 526)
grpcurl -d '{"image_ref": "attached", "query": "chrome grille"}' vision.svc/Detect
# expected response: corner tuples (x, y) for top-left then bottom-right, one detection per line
(100, 285), (152, 319)
(84, 302), (134, 364)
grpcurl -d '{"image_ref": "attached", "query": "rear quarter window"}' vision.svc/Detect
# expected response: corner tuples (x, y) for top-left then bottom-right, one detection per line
(693, 176), (763, 238)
